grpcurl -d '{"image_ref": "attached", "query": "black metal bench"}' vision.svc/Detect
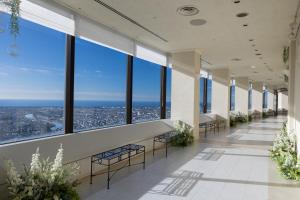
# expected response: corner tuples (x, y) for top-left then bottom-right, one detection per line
(153, 130), (178, 158)
(90, 144), (146, 189)
(199, 121), (216, 137)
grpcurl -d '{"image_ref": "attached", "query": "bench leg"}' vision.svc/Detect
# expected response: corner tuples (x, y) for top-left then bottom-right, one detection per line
(143, 147), (146, 169)
(165, 142), (168, 158)
(128, 152), (131, 166)
(90, 157), (93, 184)
(107, 160), (110, 190)
(153, 139), (155, 157)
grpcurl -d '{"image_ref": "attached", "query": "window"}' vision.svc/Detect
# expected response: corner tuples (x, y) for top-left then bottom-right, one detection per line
(263, 87), (268, 109)
(200, 77), (205, 113)
(74, 38), (127, 132)
(132, 57), (160, 123)
(0, 13), (66, 144)
(199, 71), (212, 114)
(230, 80), (235, 111)
(166, 67), (172, 119)
(248, 83), (252, 110)
(207, 76), (212, 113)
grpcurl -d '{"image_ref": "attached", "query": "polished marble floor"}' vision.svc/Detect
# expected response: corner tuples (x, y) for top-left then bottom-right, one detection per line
(79, 116), (300, 200)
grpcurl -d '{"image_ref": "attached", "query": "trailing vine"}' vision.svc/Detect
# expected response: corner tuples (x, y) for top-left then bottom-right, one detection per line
(0, 0), (21, 38)
(283, 46), (289, 65)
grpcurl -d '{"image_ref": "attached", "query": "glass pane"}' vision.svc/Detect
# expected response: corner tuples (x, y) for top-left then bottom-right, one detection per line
(0, 13), (65, 144)
(132, 57), (160, 123)
(74, 38), (127, 132)
(166, 67), (172, 119)
(207, 78), (212, 113)
(200, 77), (205, 113)
(230, 85), (235, 111)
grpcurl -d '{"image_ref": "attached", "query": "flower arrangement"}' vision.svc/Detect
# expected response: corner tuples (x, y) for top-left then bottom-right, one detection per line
(230, 112), (248, 127)
(270, 122), (300, 180)
(171, 120), (194, 146)
(6, 145), (80, 200)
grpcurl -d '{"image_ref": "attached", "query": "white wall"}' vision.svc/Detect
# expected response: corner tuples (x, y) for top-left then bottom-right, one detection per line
(235, 77), (249, 115)
(267, 91), (274, 110)
(252, 82), (263, 113)
(171, 50), (201, 138)
(0, 120), (174, 198)
(211, 69), (230, 124)
(278, 92), (288, 110)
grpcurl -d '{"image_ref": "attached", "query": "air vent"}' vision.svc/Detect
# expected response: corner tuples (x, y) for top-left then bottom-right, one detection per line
(190, 19), (207, 26)
(231, 58), (241, 61)
(93, 0), (168, 42)
(177, 6), (199, 16)
(236, 12), (249, 17)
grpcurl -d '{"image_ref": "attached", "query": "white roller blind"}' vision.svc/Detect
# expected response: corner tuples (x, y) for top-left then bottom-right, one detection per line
(75, 16), (135, 55)
(135, 43), (167, 66)
(0, 0), (75, 35)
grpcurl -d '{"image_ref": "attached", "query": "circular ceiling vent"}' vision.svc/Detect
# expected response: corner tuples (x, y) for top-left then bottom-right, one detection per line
(236, 12), (249, 17)
(177, 6), (199, 16)
(190, 19), (207, 26)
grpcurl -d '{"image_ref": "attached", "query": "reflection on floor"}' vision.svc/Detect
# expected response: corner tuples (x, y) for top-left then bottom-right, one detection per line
(78, 116), (300, 200)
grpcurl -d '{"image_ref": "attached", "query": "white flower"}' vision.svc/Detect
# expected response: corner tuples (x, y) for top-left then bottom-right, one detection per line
(6, 160), (23, 186)
(30, 147), (40, 174)
(52, 144), (64, 172)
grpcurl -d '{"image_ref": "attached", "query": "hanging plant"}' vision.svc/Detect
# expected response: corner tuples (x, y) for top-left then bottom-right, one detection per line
(0, 0), (21, 38)
(283, 46), (289, 64)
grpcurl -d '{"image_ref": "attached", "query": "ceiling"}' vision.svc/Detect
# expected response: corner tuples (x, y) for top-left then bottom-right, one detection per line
(54, 0), (298, 88)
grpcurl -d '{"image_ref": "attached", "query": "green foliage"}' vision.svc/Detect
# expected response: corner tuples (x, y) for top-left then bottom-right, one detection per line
(270, 122), (300, 180)
(248, 114), (253, 122)
(283, 46), (289, 64)
(230, 112), (248, 127)
(6, 145), (80, 200)
(0, 0), (21, 38)
(262, 112), (268, 118)
(171, 121), (194, 147)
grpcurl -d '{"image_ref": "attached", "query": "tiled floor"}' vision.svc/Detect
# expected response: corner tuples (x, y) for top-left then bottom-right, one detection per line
(78, 116), (300, 200)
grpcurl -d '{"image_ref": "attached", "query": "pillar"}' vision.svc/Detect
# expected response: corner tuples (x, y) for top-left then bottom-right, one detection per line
(170, 50), (201, 138)
(267, 89), (275, 111)
(235, 77), (249, 115)
(288, 39), (296, 132)
(252, 82), (263, 114)
(278, 91), (289, 111)
(211, 69), (230, 126)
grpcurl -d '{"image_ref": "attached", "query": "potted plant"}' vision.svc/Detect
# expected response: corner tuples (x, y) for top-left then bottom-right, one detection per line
(171, 120), (194, 146)
(6, 145), (80, 200)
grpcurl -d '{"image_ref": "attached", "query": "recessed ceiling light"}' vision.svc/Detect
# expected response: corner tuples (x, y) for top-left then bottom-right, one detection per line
(243, 24), (248, 27)
(256, 53), (262, 56)
(234, 0), (241, 3)
(231, 58), (242, 61)
(255, 49), (258, 51)
(253, 71), (258, 74)
(236, 12), (249, 18)
(251, 65), (256, 69)
(252, 44), (256, 47)
(177, 6), (199, 16)
(249, 39), (254, 41)
(190, 19), (207, 26)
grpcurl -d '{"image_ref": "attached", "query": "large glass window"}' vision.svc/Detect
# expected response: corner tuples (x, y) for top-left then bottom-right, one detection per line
(0, 13), (66, 144)
(74, 38), (127, 132)
(132, 57), (160, 123)
(230, 80), (235, 111)
(166, 67), (172, 119)
(248, 83), (252, 110)
(207, 76), (212, 113)
(263, 87), (268, 109)
(200, 77), (205, 113)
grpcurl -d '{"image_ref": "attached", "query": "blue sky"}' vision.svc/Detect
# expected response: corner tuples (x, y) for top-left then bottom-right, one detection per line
(0, 12), (171, 102)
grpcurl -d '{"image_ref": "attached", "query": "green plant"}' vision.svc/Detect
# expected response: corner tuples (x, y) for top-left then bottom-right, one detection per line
(171, 121), (194, 146)
(248, 114), (253, 122)
(270, 122), (300, 180)
(0, 0), (21, 38)
(283, 46), (289, 64)
(6, 145), (80, 200)
(262, 112), (268, 118)
(230, 115), (236, 127)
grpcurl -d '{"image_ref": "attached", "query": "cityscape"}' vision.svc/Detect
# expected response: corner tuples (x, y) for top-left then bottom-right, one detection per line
(0, 100), (171, 144)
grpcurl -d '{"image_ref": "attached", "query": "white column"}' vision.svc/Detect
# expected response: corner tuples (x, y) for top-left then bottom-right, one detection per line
(294, 31), (300, 155)
(278, 91), (289, 110)
(252, 82), (263, 114)
(288, 39), (296, 132)
(267, 90), (275, 111)
(211, 69), (230, 126)
(170, 50), (201, 138)
(235, 77), (249, 115)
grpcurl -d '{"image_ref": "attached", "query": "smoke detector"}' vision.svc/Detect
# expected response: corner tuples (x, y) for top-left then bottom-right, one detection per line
(177, 6), (199, 16)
